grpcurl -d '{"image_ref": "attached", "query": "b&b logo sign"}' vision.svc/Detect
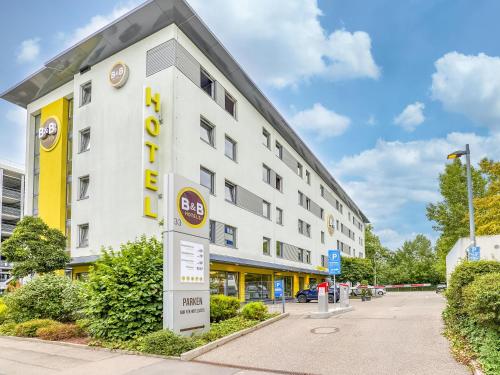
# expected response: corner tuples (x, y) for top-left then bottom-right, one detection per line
(177, 187), (207, 228)
(39, 116), (61, 151)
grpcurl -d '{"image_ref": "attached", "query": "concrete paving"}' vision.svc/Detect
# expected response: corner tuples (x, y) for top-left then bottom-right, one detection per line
(0, 337), (273, 375)
(197, 292), (470, 375)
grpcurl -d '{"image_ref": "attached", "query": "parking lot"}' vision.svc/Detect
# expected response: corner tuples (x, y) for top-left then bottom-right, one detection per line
(196, 292), (469, 375)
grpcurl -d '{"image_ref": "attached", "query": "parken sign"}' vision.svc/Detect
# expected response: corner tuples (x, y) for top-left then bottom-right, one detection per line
(39, 116), (61, 151)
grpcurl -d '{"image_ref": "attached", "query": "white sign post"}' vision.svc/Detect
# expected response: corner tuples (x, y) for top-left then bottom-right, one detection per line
(163, 173), (210, 336)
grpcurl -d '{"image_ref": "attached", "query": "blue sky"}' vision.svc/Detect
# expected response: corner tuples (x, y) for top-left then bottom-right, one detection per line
(1, 0), (500, 249)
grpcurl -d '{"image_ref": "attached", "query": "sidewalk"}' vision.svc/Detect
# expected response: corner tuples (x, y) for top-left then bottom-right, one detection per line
(0, 337), (274, 375)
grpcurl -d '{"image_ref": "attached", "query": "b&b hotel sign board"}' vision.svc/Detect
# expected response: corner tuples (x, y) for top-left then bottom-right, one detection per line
(163, 173), (210, 336)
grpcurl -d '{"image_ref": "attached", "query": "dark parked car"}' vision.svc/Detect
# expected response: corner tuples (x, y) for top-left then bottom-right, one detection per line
(296, 285), (340, 303)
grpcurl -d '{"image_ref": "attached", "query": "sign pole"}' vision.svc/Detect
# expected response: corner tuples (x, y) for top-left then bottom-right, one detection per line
(282, 279), (285, 313)
(333, 274), (336, 308)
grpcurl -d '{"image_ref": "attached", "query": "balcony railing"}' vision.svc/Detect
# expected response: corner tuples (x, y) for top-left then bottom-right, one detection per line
(1, 206), (20, 217)
(0, 261), (12, 268)
(1, 223), (15, 233)
(2, 188), (21, 200)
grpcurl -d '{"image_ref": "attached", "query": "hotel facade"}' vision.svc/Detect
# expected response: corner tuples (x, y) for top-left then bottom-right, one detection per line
(1, 0), (368, 302)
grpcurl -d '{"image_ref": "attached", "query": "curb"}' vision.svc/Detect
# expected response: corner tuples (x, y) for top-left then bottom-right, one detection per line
(181, 312), (289, 361)
(309, 305), (354, 319)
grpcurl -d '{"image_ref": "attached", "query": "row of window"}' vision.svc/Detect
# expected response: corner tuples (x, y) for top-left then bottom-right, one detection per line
(297, 219), (311, 238)
(262, 164), (282, 191)
(200, 117), (237, 161)
(200, 68), (236, 118)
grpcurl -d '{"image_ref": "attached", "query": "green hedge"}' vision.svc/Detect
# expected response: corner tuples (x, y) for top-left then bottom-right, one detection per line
(4, 274), (85, 323)
(85, 236), (163, 341)
(14, 319), (59, 337)
(210, 295), (240, 322)
(463, 272), (500, 327)
(140, 329), (198, 356)
(241, 302), (267, 321)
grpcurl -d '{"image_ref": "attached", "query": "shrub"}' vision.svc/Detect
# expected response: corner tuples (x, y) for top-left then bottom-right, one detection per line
(37, 323), (85, 341)
(446, 260), (500, 314)
(0, 322), (17, 336)
(201, 316), (258, 342)
(241, 302), (267, 321)
(0, 299), (8, 324)
(210, 295), (240, 322)
(14, 319), (58, 337)
(4, 273), (85, 323)
(463, 272), (500, 327)
(140, 330), (197, 356)
(85, 236), (163, 341)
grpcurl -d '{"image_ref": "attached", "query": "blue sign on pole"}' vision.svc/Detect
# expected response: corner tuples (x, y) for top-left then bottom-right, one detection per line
(468, 246), (480, 261)
(328, 249), (341, 275)
(274, 280), (283, 298)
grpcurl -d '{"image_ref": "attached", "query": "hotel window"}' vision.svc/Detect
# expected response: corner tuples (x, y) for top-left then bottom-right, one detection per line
(348, 212), (351, 221)
(298, 219), (304, 234)
(298, 248), (304, 262)
(320, 185), (324, 197)
(297, 162), (303, 177)
(298, 191), (303, 206)
(209, 220), (215, 243)
(200, 166), (215, 194)
(262, 164), (271, 184)
(275, 174), (282, 191)
(305, 250), (311, 264)
(78, 176), (89, 200)
(320, 208), (324, 219)
(200, 118), (215, 146)
(225, 180), (236, 203)
(200, 68), (215, 98)
(224, 225), (236, 247)
(275, 141), (282, 159)
(276, 207), (283, 225)
(305, 223), (311, 238)
(336, 220), (340, 230)
(210, 271), (239, 298)
(225, 92), (236, 117)
(262, 128), (270, 148)
(321, 231), (325, 244)
(80, 82), (91, 106)
(276, 241), (284, 258)
(262, 200), (270, 219)
(224, 135), (236, 161)
(79, 128), (90, 152)
(306, 170), (311, 185)
(78, 224), (89, 247)
(262, 237), (271, 256)
(321, 255), (327, 267)
(305, 197), (311, 210)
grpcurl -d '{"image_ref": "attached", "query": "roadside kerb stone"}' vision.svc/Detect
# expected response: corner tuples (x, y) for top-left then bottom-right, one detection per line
(181, 312), (289, 361)
(309, 305), (354, 319)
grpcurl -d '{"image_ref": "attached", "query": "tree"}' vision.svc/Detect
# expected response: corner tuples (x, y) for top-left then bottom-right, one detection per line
(426, 159), (486, 277)
(339, 257), (373, 285)
(364, 225), (391, 285)
(474, 159), (500, 235)
(1, 216), (70, 278)
(385, 235), (441, 284)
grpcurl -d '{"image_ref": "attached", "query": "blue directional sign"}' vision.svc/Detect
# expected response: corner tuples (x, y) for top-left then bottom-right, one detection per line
(468, 246), (480, 261)
(328, 249), (341, 275)
(274, 280), (283, 298)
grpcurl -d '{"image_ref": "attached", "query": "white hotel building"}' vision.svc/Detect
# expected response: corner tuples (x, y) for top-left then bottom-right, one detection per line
(1, 0), (368, 301)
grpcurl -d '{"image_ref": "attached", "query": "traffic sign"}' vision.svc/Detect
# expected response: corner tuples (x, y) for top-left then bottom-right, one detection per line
(274, 280), (283, 299)
(328, 249), (341, 275)
(468, 246), (480, 261)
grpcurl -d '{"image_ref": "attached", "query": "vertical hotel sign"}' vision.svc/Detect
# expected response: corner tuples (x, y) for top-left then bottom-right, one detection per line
(143, 87), (161, 219)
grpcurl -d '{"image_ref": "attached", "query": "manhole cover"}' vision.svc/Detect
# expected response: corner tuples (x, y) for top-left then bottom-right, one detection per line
(311, 327), (339, 334)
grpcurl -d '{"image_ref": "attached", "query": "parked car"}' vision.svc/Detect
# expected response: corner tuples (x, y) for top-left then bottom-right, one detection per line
(296, 285), (340, 303)
(435, 284), (447, 293)
(374, 287), (386, 296)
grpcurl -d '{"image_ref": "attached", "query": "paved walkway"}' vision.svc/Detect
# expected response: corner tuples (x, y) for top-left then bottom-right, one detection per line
(0, 337), (272, 375)
(197, 292), (469, 375)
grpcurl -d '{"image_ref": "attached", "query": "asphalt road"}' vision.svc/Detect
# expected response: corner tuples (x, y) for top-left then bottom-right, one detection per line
(0, 337), (272, 375)
(197, 292), (469, 375)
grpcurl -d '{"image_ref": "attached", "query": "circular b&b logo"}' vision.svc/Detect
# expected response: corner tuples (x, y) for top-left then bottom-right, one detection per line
(109, 62), (129, 88)
(327, 214), (335, 236)
(177, 187), (207, 228)
(38, 116), (61, 151)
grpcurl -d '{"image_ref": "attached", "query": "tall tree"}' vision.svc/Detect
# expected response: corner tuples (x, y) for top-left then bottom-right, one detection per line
(339, 257), (373, 284)
(385, 235), (441, 284)
(474, 159), (500, 235)
(364, 225), (391, 285)
(426, 159), (486, 276)
(1, 216), (70, 278)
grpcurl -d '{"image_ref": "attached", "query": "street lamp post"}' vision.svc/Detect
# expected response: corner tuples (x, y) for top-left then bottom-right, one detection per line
(447, 144), (476, 252)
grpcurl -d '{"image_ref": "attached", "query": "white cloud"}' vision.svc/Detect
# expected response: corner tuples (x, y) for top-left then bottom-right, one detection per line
(431, 52), (500, 133)
(394, 102), (425, 131)
(189, 0), (380, 88)
(62, 2), (140, 47)
(334, 132), (500, 248)
(17, 38), (41, 63)
(6, 107), (26, 126)
(366, 115), (377, 126)
(290, 103), (351, 140)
